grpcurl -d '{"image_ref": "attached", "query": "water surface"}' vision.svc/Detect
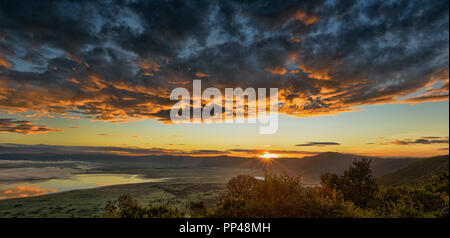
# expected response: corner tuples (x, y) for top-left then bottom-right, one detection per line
(0, 173), (168, 200)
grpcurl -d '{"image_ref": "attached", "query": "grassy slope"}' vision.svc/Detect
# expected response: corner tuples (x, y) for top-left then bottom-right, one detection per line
(377, 155), (449, 186)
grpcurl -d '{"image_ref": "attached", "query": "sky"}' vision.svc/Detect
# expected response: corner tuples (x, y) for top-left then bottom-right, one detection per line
(0, 0), (448, 158)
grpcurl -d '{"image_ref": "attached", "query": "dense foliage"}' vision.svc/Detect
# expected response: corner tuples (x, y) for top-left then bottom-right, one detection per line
(320, 159), (449, 217)
(321, 159), (379, 207)
(209, 174), (367, 218)
(103, 160), (449, 218)
(102, 194), (184, 218)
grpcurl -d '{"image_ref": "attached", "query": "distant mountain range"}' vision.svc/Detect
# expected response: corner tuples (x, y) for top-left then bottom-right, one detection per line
(253, 152), (421, 184)
(1, 149), (439, 184)
(377, 155), (449, 186)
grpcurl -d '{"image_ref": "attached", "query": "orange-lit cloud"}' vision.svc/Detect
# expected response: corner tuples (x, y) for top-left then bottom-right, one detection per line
(0, 0), (447, 131)
(375, 136), (449, 146)
(0, 118), (62, 134)
(0, 56), (11, 68)
(297, 64), (331, 80)
(139, 59), (160, 76)
(264, 66), (287, 75)
(294, 11), (318, 25)
(195, 72), (209, 78)
(296, 142), (340, 147)
(403, 94), (449, 104)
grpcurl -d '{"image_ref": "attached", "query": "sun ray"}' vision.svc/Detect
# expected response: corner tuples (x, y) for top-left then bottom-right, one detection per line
(258, 152), (279, 160)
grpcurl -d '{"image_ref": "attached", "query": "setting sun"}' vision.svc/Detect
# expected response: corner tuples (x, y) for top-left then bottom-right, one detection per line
(259, 152), (279, 160)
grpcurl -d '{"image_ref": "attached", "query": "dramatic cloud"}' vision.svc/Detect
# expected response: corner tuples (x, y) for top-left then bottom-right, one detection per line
(0, 0), (448, 128)
(0, 118), (62, 134)
(377, 136), (449, 146)
(296, 142), (341, 147)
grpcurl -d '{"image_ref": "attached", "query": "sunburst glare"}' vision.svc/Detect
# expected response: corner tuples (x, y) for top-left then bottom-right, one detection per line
(258, 152), (279, 160)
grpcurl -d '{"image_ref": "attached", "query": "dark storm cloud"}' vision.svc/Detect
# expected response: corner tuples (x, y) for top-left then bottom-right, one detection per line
(295, 142), (340, 147)
(0, 0), (448, 127)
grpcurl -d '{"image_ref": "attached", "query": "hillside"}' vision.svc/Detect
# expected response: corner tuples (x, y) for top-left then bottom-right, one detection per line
(0, 152), (443, 217)
(282, 152), (418, 184)
(0, 151), (419, 184)
(377, 155), (449, 186)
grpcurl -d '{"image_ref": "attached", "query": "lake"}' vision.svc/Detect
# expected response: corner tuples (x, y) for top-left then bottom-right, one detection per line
(0, 174), (170, 200)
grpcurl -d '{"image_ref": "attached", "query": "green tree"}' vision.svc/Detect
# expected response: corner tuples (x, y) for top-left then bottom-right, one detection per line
(226, 175), (259, 198)
(321, 159), (379, 207)
(212, 174), (368, 218)
(188, 201), (208, 218)
(102, 195), (184, 218)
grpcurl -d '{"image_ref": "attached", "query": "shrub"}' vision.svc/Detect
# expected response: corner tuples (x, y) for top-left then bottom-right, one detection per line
(321, 159), (379, 207)
(211, 174), (368, 218)
(370, 171), (449, 218)
(102, 195), (184, 218)
(102, 162), (449, 218)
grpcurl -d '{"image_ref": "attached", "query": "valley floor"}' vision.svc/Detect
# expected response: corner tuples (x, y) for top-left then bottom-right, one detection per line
(0, 167), (261, 218)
